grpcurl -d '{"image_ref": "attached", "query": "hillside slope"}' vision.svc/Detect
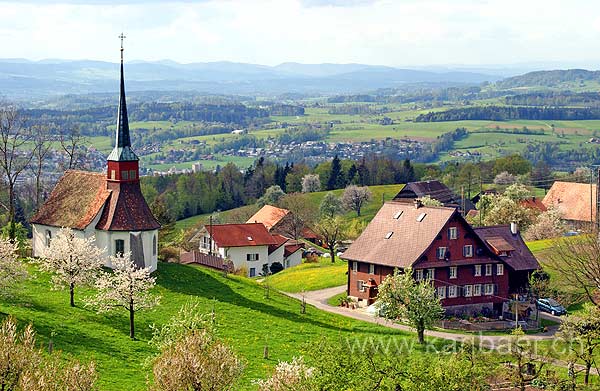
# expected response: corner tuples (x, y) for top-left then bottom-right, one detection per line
(0, 262), (413, 390)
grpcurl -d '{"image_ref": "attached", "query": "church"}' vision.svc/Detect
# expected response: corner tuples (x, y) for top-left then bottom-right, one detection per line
(30, 39), (161, 271)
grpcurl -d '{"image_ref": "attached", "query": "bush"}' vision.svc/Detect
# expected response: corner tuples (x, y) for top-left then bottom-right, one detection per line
(160, 246), (180, 262)
(269, 262), (284, 274)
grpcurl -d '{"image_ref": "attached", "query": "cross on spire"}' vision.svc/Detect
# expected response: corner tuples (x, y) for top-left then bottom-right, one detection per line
(119, 33), (126, 62)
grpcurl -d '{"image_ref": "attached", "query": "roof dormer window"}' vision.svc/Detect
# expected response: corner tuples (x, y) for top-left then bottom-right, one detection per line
(385, 232), (394, 239)
(416, 212), (427, 222)
(247, 236), (253, 241)
(393, 211), (403, 219)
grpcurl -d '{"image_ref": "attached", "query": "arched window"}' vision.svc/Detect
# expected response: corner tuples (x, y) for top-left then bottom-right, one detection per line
(153, 235), (157, 256)
(45, 230), (52, 247)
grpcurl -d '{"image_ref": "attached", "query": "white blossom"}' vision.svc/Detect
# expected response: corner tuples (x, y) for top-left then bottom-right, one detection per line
(254, 357), (315, 391)
(38, 227), (104, 307)
(87, 253), (159, 339)
(0, 237), (26, 295)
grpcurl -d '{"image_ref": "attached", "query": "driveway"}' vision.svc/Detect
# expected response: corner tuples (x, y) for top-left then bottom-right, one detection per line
(287, 285), (561, 345)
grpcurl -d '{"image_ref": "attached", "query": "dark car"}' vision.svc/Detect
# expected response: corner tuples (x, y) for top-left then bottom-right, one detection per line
(537, 298), (566, 316)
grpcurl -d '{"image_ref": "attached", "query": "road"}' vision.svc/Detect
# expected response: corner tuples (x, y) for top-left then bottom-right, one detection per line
(287, 285), (562, 346)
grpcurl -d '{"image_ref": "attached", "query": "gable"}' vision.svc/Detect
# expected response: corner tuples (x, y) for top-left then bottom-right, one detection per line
(543, 181), (596, 222)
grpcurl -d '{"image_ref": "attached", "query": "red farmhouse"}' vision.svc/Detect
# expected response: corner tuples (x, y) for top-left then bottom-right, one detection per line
(341, 200), (540, 316)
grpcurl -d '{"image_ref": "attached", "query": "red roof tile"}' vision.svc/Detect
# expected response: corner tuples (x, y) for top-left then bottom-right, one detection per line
(543, 181), (596, 223)
(96, 181), (160, 231)
(474, 225), (540, 271)
(246, 205), (290, 230)
(206, 223), (278, 247)
(284, 243), (303, 257)
(30, 170), (110, 230)
(520, 197), (547, 212)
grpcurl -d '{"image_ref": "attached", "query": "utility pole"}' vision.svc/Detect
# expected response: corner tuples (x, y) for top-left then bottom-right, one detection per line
(596, 166), (600, 232)
(590, 168), (594, 229)
(209, 214), (213, 256)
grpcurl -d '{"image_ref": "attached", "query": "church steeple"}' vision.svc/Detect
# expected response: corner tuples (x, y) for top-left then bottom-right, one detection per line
(107, 33), (140, 183)
(107, 33), (138, 163)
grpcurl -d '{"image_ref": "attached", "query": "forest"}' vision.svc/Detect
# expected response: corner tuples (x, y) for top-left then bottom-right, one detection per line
(416, 105), (600, 122)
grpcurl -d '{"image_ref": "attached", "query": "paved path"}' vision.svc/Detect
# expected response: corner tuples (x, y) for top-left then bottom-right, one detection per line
(287, 285), (561, 346)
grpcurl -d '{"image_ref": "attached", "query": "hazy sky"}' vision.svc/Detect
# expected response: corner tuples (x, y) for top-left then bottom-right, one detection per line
(1, 0), (600, 67)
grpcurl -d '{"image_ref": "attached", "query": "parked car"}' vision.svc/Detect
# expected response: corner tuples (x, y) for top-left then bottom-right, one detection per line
(536, 298), (566, 316)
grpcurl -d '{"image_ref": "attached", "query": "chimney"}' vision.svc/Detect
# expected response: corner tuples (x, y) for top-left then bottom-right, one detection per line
(510, 221), (518, 235)
(414, 199), (423, 209)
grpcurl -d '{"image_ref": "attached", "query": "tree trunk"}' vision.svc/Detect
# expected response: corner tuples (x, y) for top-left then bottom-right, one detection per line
(417, 326), (425, 344)
(8, 184), (15, 240)
(330, 246), (336, 263)
(69, 282), (75, 307)
(129, 302), (135, 339)
(585, 363), (591, 385)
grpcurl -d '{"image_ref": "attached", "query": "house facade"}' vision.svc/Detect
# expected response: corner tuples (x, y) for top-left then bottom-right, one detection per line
(30, 43), (160, 271)
(341, 200), (539, 315)
(192, 223), (302, 277)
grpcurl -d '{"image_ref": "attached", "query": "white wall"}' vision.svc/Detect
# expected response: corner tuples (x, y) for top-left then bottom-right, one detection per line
(284, 250), (302, 268)
(268, 245), (285, 266)
(225, 245), (270, 276)
(32, 221), (158, 272)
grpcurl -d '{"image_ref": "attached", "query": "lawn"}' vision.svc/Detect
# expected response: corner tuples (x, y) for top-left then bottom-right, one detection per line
(2, 262), (419, 390)
(267, 259), (347, 293)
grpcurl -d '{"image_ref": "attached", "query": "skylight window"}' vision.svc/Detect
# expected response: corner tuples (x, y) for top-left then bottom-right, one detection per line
(416, 213), (427, 222)
(247, 236), (253, 241)
(385, 232), (394, 239)
(393, 211), (403, 219)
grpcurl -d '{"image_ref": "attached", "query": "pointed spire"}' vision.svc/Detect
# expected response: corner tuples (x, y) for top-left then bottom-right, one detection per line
(108, 33), (138, 162)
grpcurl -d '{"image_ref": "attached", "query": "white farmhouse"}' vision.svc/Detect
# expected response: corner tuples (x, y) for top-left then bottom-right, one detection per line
(30, 43), (160, 271)
(193, 223), (303, 277)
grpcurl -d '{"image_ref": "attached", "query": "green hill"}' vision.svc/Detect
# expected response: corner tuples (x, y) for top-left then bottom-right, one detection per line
(174, 183), (404, 233)
(1, 262), (415, 390)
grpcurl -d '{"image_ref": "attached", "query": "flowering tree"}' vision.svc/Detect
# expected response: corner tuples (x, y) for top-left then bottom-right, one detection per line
(377, 268), (443, 344)
(0, 237), (26, 296)
(493, 171), (517, 185)
(152, 330), (243, 391)
(523, 207), (566, 241)
(38, 227), (104, 307)
(254, 357), (315, 391)
(417, 195), (442, 207)
(87, 253), (160, 339)
(301, 174), (321, 193)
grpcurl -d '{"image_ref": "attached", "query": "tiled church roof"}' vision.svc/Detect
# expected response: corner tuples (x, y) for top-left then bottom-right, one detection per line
(30, 170), (110, 230)
(96, 181), (160, 231)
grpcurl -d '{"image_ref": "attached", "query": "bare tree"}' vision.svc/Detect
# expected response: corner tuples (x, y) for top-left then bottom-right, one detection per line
(30, 125), (52, 211)
(59, 125), (85, 170)
(278, 193), (317, 240)
(547, 234), (600, 306)
(342, 185), (372, 217)
(314, 216), (346, 263)
(0, 104), (33, 238)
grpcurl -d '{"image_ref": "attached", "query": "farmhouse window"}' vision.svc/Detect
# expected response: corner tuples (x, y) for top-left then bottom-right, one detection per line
(497, 264), (504, 276)
(369, 264), (375, 275)
(352, 261), (358, 273)
(474, 264), (481, 277)
(448, 285), (457, 298)
(484, 284), (494, 296)
(437, 286), (446, 299)
(463, 285), (473, 297)
(427, 268), (435, 280)
(463, 245), (473, 258)
(121, 170), (129, 180)
(485, 264), (493, 276)
(473, 284), (482, 296)
(415, 269), (423, 281)
(246, 253), (259, 262)
(449, 266), (457, 279)
(448, 227), (458, 240)
(436, 247), (447, 260)
(201, 236), (210, 250)
(358, 280), (367, 292)
(114, 239), (125, 256)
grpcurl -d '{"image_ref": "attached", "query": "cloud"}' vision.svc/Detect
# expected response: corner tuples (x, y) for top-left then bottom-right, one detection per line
(0, 0), (599, 67)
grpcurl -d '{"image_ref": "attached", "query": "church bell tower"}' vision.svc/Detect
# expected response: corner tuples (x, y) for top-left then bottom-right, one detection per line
(107, 33), (140, 184)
